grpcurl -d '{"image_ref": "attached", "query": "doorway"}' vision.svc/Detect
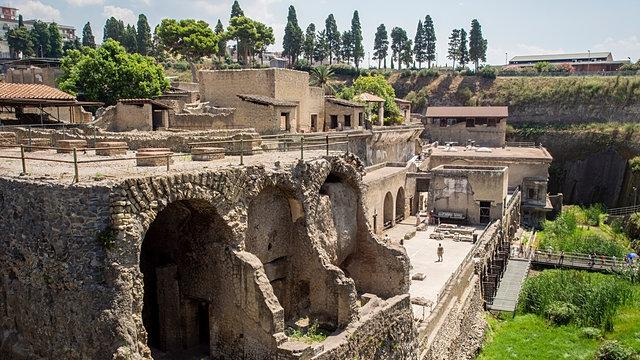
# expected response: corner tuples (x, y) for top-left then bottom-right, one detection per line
(479, 201), (491, 224)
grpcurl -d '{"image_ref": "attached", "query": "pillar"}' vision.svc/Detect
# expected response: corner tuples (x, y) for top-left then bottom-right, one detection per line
(377, 103), (384, 126)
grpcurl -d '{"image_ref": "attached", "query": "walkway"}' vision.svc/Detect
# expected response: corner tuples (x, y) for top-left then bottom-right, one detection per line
(488, 258), (531, 312)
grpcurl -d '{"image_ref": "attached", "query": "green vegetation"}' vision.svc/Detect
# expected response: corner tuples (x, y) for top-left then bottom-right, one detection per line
(481, 273), (640, 360)
(58, 40), (169, 106)
(538, 205), (632, 257)
(97, 227), (117, 250)
(519, 270), (632, 330)
(285, 322), (330, 344)
(338, 74), (402, 123)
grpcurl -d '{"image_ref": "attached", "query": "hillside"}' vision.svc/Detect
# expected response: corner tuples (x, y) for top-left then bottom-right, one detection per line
(389, 74), (640, 124)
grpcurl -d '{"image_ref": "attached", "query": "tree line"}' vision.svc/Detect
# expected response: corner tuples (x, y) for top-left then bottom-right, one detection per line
(6, 15), (74, 58)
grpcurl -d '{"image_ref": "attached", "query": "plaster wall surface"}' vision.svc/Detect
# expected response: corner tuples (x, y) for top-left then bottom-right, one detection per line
(422, 120), (506, 147)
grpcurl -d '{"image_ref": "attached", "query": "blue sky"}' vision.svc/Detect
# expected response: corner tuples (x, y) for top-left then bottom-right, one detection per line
(12, 0), (640, 65)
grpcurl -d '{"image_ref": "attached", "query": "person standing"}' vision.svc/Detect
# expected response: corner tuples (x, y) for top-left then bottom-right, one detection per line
(437, 243), (444, 262)
(559, 251), (565, 265)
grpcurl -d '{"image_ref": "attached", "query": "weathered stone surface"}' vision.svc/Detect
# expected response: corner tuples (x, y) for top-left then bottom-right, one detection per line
(56, 139), (88, 153)
(135, 148), (173, 167)
(95, 141), (128, 156)
(191, 147), (224, 161)
(20, 138), (49, 151)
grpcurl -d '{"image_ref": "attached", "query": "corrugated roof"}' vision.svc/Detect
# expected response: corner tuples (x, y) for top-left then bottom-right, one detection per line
(355, 92), (385, 102)
(510, 52), (611, 63)
(0, 83), (75, 100)
(426, 106), (508, 118)
(326, 97), (365, 108)
(238, 94), (298, 107)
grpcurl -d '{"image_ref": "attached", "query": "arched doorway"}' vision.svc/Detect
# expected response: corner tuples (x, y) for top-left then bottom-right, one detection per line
(140, 199), (230, 357)
(246, 186), (309, 325)
(395, 187), (405, 223)
(383, 191), (394, 229)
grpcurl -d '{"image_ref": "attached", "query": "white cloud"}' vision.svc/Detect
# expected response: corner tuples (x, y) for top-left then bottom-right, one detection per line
(194, 0), (231, 16)
(66, 0), (103, 6)
(139, 0), (151, 6)
(513, 43), (566, 56)
(16, 0), (61, 22)
(592, 36), (640, 61)
(103, 5), (136, 25)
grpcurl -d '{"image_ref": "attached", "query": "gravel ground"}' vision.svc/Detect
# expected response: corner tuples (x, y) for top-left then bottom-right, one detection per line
(0, 147), (343, 185)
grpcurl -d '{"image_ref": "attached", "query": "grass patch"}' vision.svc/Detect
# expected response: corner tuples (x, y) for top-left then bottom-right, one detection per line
(479, 314), (599, 360)
(285, 322), (330, 344)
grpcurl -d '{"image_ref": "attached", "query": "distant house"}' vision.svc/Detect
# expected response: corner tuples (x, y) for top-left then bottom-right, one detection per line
(423, 106), (508, 147)
(508, 52), (630, 72)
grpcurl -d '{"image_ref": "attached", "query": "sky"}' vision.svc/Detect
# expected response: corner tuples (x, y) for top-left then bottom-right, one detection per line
(8, 0), (640, 65)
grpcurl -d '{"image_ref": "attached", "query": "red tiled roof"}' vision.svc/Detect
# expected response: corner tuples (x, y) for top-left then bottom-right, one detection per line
(426, 106), (508, 118)
(0, 83), (75, 100)
(355, 92), (385, 102)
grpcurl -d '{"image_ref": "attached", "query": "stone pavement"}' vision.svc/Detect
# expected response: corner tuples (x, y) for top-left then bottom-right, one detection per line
(488, 258), (531, 312)
(396, 222), (475, 320)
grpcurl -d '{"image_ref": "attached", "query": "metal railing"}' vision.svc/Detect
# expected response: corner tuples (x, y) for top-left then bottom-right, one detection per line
(608, 205), (640, 217)
(0, 134), (351, 183)
(531, 250), (627, 271)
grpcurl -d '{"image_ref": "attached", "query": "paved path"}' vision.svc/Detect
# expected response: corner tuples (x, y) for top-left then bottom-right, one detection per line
(488, 258), (531, 312)
(400, 224), (475, 320)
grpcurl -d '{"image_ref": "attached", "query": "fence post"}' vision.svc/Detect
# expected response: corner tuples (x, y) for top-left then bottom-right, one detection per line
(240, 138), (244, 165)
(166, 154), (170, 171)
(72, 147), (79, 183)
(346, 134), (350, 154)
(325, 134), (329, 156)
(300, 136), (304, 160)
(62, 124), (66, 140)
(28, 127), (32, 146)
(93, 127), (97, 146)
(20, 145), (26, 175)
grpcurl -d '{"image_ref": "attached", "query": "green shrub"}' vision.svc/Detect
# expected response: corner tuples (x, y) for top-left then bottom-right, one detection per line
(479, 66), (497, 79)
(629, 157), (640, 173)
(595, 340), (636, 360)
(97, 227), (117, 250)
(172, 61), (189, 71)
(545, 301), (578, 325)
(417, 68), (439, 77)
(519, 270), (632, 330)
(330, 63), (359, 76)
(580, 327), (604, 339)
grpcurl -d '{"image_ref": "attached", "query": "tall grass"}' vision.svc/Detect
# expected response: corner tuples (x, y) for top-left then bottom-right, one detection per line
(519, 270), (633, 330)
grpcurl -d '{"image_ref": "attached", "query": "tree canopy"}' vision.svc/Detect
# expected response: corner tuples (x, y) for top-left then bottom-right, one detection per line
(351, 11), (364, 69)
(352, 74), (401, 122)
(31, 21), (50, 57)
(231, 0), (244, 19)
(469, 19), (487, 69)
(325, 14), (340, 65)
(103, 17), (125, 43)
(214, 19), (227, 59)
(7, 25), (33, 58)
(458, 28), (469, 67)
(136, 14), (153, 55)
(58, 40), (168, 105)
(156, 18), (218, 81)
(423, 16), (437, 68)
(447, 28), (461, 69)
(48, 23), (63, 58)
(373, 24), (389, 68)
(390, 27), (408, 69)
(282, 5), (303, 65)
(81, 22), (96, 49)
(303, 23), (316, 63)
(414, 20), (426, 68)
(123, 24), (138, 53)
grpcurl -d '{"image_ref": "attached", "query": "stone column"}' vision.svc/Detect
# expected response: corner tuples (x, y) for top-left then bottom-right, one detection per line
(377, 103), (384, 126)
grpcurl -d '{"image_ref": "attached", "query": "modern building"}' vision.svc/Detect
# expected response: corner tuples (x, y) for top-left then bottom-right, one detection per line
(0, 5), (77, 58)
(422, 106), (508, 147)
(507, 52), (630, 72)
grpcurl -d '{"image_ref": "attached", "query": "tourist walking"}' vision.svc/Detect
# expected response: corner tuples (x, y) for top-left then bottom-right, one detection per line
(437, 243), (444, 262)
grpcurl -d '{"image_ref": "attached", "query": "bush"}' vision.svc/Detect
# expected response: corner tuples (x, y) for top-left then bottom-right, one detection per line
(545, 301), (578, 325)
(519, 270), (632, 330)
(580, 327), (604, 339)
(479, 66), (497, 79)
(417, 68), (439, 77)
(172, 61), (189, 71)
(595, 340), (636, 360)
(629, 157), (640, 173)
(330, 63), (359, 76)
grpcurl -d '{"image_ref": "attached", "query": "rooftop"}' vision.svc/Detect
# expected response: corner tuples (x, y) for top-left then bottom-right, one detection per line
(354, 92), (385, 103)
(119, 98), (173, 110)
(426, 106), (509, 118)
(325, 97), (365, 108)
(238, 94), (298, 107)
(428, 145), (552, 162)
(433, 164), (509, 173)
(510, 52), (611, 63)
(0, 83), (74, 101)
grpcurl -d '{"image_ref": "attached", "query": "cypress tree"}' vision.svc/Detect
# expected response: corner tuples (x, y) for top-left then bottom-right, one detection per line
(31, 21), (50, 57)
(48, 23), (63, 58)
(424, 15), (436, 68)
(104, 17), (124, 42)
(214, 20), (227, 60)
(230, 1), (244, 19)
(373, 24), (388, 69)
(123, 24), (138, 53)
(469, 19), (487, 70)
(458, 28), (468, 67)
(303, 23), (316, 63)
(313, 30), (328, 64)
(136, 14), (152, 55)
(325, 14), (339, 65)
(341, 30), (353, 64)
(82, 22), (96, 48)
(282, 5), (303, 66)
(447, 29), (460, 69)
(414, 20), (426, 68)
(351, 10), (364, 69)
(390, 27), (407, 70)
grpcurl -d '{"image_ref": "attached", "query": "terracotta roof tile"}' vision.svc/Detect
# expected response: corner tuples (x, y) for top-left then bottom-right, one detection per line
(0, 83), (75, 100)
(355, 92), (385, 102)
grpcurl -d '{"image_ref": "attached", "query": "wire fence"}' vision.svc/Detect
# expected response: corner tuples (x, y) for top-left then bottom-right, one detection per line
(0, 133), (352, 183)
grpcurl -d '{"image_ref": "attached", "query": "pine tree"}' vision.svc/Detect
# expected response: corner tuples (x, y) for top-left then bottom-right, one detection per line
(447, 29), (460, 69)
(282, 5), (303, 66)
(303, 23), (316, 63)
(390, 27), (407, 70)
(469, 19), (487, 70)
(214, 20), (227, 60)
(104, 17), (124, 43)
(351, 10), (364, 69)
(48, 23), (63, 58)
(136, 14), (152, 55)
(341, 31), (353, 64)
(313, 30), (328, 64)
(123, 24), (138, 53)
(325, 14), (339, 65)
(7, 26), (33, 58)
(458, 28), (468, 67)
(31, 21), (50, 57)
(82, 22), (96, 48)
(424, 15), (436, 68)
(401, 39), (414, 69)
(373, 24), (388, 69)
(414, 20), (426, 68)
(18, 14), (23, 27)
(231, 0), (244, 19)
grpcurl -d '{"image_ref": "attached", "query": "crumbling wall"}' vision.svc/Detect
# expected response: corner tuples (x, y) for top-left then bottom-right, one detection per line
(367, 126), (422, 165)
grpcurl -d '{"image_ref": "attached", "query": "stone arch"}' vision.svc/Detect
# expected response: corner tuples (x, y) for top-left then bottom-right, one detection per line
(383, 191), (394, 228)
(395, 187), (405, 222)
(140, 198), (232, 357)
(245, 185), (309, 325)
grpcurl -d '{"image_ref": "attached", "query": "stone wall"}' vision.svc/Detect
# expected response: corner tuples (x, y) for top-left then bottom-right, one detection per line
(366, 126), (423, 166)
(0, 155), (414, 360)
(169, 112), (235, 130)
(324, 101), (365, 131)
(421, 120), (506, 147)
